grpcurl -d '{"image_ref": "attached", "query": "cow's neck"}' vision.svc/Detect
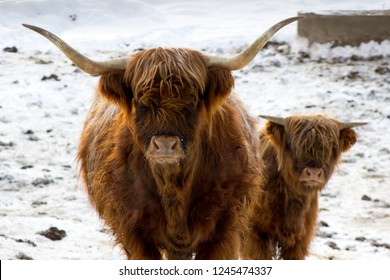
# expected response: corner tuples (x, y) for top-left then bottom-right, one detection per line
(151, 162), (189, 191)
(150, 161), (194, 246)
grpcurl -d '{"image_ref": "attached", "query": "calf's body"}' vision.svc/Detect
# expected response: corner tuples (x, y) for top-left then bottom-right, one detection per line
(242, 115), (364, 259)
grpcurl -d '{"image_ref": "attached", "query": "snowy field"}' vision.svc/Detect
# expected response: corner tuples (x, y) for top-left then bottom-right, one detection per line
(0, 0), (389, 260)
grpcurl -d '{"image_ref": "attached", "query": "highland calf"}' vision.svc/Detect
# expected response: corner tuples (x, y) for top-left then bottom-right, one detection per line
(242, 114), (366, 260)
(23, 17), (301, 259)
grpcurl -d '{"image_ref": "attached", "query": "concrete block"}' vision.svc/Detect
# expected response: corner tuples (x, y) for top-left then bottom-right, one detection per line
(298, 11), (390, 46)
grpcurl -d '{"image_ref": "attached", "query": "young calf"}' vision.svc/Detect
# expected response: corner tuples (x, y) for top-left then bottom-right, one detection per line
(242, 114), (366, 260)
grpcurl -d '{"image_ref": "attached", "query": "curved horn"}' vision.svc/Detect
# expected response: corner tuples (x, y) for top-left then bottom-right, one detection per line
(258, 115), (286, 126)
(205, 16), (304, 70)
(22, 24), (129, 76)
(339, 122), (368, 130)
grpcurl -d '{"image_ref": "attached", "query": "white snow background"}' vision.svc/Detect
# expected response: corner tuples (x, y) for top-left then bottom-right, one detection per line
(0, 0), (389, 260)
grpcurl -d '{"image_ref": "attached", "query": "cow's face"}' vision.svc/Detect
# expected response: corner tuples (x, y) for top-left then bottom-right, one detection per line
(99, 48), (234, 166)
(264, 115), (358, 190)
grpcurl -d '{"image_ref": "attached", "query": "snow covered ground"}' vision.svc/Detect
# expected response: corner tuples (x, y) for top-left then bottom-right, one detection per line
(0, 0), (389, 260)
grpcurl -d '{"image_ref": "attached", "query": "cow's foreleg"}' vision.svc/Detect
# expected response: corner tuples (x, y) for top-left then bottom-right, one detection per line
(280, 241), (308, 260)
(120, 229), (162, 260)
(195, 229), (240, 260)
(241, 231), (274, 260)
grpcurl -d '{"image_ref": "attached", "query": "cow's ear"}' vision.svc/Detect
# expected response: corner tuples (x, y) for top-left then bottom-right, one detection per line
(98, 71), (133, 109)
(340, 128), (357, 152)
(264, 121), (286, 149)
(204, 68), (234, 113)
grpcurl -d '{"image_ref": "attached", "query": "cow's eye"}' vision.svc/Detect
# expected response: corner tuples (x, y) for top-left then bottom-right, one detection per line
(135, 102), (149, 119)
(137, 104), (148, 114)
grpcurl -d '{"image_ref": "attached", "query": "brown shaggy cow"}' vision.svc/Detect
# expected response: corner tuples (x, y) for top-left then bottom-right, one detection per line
(23, 17), (301, 259)
(242, 114), (366, 260)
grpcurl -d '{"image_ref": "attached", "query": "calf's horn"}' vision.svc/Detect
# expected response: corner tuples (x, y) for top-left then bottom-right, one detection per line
(22, 24), (129, 76)
(205, 16), (304, 70)
(339, 122), (368, 130)
(258, 115), (285, 126)
(259, 115), (367, 130)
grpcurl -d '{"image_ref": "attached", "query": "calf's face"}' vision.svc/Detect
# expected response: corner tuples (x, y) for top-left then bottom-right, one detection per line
(262, 115), (362, 190)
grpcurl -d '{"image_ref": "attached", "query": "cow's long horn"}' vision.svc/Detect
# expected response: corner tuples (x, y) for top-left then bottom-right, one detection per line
(339, 122), (368, 130)
(205, 16), (303, 70)
(22, 24), (129, 76)
(258, 115), (286, 126)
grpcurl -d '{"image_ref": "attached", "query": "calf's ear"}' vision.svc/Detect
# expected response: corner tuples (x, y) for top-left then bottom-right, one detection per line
(264, 121), (286, 149)
(340, 128), (357, 152)
(204, 68), (234, 113)
(98, 71), (133, 110)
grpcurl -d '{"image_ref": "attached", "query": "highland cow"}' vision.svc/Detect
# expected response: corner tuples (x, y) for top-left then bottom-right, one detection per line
(23, 17), (301, 259)
(242, 114), (366, 260)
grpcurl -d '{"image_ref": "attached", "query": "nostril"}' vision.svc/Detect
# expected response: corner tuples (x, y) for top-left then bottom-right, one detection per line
(317, 169), (323, 178)
(306, 169), (312, 176)
(165, 138), (178, 150)
(153, 137), (162, 150)
(170, 140), (178, 150)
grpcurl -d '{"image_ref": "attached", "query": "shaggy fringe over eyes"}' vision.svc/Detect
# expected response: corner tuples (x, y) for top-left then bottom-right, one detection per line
(125, 48), (208, 105)
(285, 116), (340, 164)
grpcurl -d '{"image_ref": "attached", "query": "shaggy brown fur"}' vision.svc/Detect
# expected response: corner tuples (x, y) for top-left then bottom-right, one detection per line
(78, 48), (262, 259)
(242, 115), (358, 260)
